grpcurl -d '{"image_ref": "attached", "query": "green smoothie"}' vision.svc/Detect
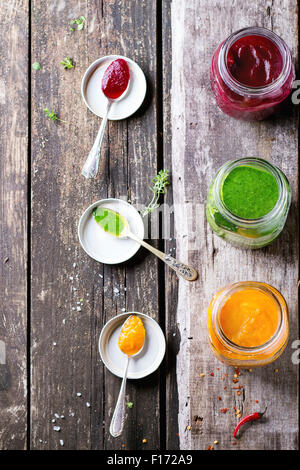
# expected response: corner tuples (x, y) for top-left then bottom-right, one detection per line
(222, 165), (279, 219)
(93, 206), (125, 237)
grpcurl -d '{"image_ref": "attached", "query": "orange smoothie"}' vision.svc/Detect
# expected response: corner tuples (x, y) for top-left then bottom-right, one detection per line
(118, 315), (145, 356)
(219, 288), (280, 348)
(207, 282), (289, 367)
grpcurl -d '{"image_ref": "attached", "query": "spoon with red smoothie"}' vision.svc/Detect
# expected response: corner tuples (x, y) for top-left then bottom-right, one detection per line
(82, 58), (130, 178)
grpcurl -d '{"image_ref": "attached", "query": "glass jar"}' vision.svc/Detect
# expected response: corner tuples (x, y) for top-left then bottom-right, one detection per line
(206, 158), (291, 249)
(207, 282), (289, 367)
(210, 26), (295, 120)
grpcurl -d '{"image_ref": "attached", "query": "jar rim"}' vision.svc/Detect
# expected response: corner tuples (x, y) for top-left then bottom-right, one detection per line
(213, 157), (289, 228)
(218, 26), (292, 97)
(211, 281), (288, 355)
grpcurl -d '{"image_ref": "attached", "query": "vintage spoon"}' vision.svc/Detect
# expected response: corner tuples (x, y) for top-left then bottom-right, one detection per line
(109, 315), (145, 438)
(81, 79), (130, 179)
(93, 207), (198, 281)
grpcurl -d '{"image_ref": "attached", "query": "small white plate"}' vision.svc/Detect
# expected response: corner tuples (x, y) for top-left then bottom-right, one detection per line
(78, 198), (144, 264)
(81, 55), (147, 120)
(99, 312), (166, 379)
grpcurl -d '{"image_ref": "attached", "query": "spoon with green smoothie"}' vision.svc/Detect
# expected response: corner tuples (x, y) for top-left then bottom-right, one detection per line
(93, 206), (198, 281)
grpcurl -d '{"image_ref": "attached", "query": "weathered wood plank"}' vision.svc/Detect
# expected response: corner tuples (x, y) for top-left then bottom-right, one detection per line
(31, 0), (160, 449)
(162, 0), (180, 451)
(170, 0), (298, 450)
(0, 0), (28, 450)
(100, 0), (161, 450)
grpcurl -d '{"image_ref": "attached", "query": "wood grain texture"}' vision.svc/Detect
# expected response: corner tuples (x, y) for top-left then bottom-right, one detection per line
(30, 0), (161, 450)
(170, 0), (299, 450)
(0, 0), (298, 451)
(162, 0), (180, 451)
(0, 0), (28, 450)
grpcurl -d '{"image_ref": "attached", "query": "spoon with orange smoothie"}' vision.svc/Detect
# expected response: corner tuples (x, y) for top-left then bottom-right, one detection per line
(109, 315), (145, 438)
(93, 206), (198, 281)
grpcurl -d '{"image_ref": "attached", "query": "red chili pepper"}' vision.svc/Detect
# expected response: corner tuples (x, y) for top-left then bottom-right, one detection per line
(233, 407), (267, 438)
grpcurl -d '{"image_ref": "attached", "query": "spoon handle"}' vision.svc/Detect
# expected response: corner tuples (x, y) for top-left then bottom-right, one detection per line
(82, 100), (111, 178)
(109, 355), (130, 438)
(128, 232), (198, 281)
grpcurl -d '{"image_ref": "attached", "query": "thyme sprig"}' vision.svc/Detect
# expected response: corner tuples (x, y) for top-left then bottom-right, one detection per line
(70, 16), (86, 31)
(44, 108), (67, 123)
(61, 57), (74, 69)
(141, 169), (170, 217)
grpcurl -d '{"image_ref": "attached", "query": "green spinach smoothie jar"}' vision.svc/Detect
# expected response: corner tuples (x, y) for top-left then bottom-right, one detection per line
(206, 158), (291, 248)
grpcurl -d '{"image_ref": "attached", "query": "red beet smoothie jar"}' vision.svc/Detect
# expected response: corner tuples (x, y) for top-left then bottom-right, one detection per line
(210, 27), (295, 120)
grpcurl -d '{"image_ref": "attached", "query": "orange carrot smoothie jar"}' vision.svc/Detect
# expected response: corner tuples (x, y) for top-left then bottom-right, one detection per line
(207, 282), (289, 367)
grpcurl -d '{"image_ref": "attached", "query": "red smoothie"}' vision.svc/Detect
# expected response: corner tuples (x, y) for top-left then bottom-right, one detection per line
(227, 35), (283, 87)
(210, 27), (295, 120)
(101, 58), (130, 100)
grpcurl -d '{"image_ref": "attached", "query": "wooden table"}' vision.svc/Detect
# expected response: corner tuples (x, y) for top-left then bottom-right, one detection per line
(0, 0), (298, 450)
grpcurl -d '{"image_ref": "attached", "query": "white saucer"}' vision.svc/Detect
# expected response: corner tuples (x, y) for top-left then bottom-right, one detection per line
(78, 198), (144, 264)
(81, 55), (147, 120)
(99, 312), (166, 379)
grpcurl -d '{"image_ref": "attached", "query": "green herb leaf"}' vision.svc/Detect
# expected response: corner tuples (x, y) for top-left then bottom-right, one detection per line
(70, 16), (86, 31)
(141, 169), (170, 217)
(127, 402), (133, 409)
(44, 107), (67, 123)
(32, 62), (41, 70)
(44, 107), (58, 121)
(60, 57), (74, 69)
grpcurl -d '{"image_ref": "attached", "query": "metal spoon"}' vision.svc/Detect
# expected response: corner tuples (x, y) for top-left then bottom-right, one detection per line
(94, 207), (198, 281)
(109, 315), (145, 438)
(81, 79), (130, 179)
